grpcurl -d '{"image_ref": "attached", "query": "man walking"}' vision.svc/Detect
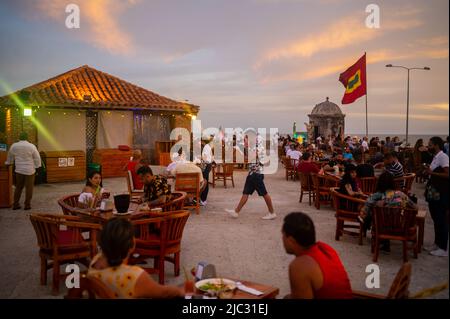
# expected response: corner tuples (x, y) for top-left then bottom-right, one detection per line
(5, 132), (41, 210)
(225, 143), (276, 220)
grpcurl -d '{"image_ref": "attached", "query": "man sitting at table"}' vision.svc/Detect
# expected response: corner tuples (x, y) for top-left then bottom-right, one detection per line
(137, 166), (171, 206)
(297, 152), (321, 174)
(383, 152), (404, 178)
(88, 218), (184, 298)
(282, 212), (352, 299)
(286, 144), (302, 161)
(323, 153), (345, 171)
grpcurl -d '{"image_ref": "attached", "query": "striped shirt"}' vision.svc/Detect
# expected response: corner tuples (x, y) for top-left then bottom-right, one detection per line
(385, 161), (404, 178)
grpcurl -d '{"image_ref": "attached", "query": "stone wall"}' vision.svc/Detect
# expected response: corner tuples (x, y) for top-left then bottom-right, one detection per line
(4, 108), (37, 146)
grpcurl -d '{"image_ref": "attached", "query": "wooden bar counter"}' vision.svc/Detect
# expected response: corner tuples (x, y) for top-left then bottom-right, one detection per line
(93, 148), (132, 178)
(42, 150), (86, 183)
(0, 151), (13, 208)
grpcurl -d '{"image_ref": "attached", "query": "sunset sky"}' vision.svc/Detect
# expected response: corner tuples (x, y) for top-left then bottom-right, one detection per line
(0, 0), (448, 135)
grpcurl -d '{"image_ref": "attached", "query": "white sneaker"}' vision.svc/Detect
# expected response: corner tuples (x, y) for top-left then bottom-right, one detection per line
(424, 244), (438, 252)
(225, 209), (239, 218)
(261, 213), (277, 220)
(200, 200), (207, 206)
(430, 249), (448, 257)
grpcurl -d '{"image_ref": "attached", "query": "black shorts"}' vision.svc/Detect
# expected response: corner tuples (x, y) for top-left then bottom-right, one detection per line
(243, 173), (267, 196)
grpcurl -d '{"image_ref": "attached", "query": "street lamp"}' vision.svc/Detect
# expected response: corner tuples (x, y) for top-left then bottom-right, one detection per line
(385, 64), (430, 145)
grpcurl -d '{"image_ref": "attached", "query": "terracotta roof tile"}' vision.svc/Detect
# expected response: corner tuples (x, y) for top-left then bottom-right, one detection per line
(0, 65), (199, 112)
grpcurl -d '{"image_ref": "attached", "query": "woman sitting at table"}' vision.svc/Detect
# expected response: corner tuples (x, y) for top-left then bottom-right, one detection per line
(359, 172), (417, 251)
(78, 171), (109, 209)
(88, 218), (184, 298)
(338, 164), (364, 197)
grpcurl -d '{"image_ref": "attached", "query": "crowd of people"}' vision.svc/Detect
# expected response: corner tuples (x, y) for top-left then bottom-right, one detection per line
(280, 134), (449, 258)
(4, 131), (449, 299)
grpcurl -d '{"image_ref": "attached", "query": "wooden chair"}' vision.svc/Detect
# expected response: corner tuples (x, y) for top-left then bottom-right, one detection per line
(159, 152), (172, 166)
(330, 188), (367, 245)
(393, 173), (415, 194)
(148, 191), (186, 212)
(126, 170), (144, 201)
(285, 158), (298, 181)
(65, 274), (116, 299)
(298, 172), (314, 206)
(29, 213), (101, 295)
(57, 194), (80, 215)
(358, 177), (377, 195)
(311, 174), (338, 210)
(175, 172), (201, 214)
(353, 262), (411, 299)
(371, 206), (418, 262)
(58, 194), (107, 224)
(212, 164), (235, 188)
(132, 210), (190, 284)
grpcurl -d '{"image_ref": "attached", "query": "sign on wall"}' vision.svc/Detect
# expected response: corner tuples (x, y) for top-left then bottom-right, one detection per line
(58, 158), (68, 167)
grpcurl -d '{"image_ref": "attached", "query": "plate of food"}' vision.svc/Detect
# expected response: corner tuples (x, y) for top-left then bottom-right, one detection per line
(195, 278), (236, 295)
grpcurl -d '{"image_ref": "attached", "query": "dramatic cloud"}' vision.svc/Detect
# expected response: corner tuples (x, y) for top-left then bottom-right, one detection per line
(33, 0), (138, 55)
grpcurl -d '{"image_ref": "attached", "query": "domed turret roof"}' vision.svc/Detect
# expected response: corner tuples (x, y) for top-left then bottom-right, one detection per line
(310, 97), (343, 115)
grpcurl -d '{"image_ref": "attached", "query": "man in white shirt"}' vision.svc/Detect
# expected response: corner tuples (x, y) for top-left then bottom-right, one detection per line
(361, 137), (369, 153)
(425, 136), (449, 257)
(5, 132), (41, 210)
(200, 138), (214, 206)
(286, 144), (302, 160)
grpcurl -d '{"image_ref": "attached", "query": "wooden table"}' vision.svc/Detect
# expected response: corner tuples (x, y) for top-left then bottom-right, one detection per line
(188, 278), (279, 299)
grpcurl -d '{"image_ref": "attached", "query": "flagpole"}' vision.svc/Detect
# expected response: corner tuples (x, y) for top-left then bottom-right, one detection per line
(365, 52), (368, 138)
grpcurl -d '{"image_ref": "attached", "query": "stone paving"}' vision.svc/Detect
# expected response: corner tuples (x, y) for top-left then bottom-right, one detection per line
(0, 164), (448, 299)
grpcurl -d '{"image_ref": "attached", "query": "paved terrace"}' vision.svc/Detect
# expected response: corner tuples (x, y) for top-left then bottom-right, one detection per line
(0, 164), (448, 299)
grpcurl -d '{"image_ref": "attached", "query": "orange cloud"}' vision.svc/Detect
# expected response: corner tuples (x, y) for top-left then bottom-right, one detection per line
(34, 0), (137, 55)
(255, 7), (424, 70)
(417, 103), (449, 111)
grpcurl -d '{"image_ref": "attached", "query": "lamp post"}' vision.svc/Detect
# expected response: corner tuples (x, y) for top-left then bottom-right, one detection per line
(385, 64), (430, 145)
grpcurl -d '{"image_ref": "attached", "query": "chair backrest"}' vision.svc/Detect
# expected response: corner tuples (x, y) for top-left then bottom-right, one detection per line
(403, 173), (415, 193)
(359, 177), (377, 195)
(223, 163), (234, 175)
(65, 275), (116, 299)
(132, 215), (166, 243)
(164, 210), (190, 246)
(298, 172), (313, 191)
(312, 174), (338, 190)
(126, 170), (135, 193)
(58, 194), (81, 215)
(149, 191), (187, 212)
(159, 152), (172, 166)
(386, 262), (412, 299)
(372, 206), (418, 237)
(175, 173), (200, 195)
(29, 213), (98, 250)
(330, 188), (366, 216)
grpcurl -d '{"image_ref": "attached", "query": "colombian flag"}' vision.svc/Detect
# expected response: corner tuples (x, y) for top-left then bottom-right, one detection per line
(339, 54), (367, 104)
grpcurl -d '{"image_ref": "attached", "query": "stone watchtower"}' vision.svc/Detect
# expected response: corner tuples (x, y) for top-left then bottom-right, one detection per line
(307, 97), (345, 142)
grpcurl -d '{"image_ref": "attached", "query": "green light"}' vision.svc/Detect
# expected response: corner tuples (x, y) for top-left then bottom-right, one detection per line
(24, 108), (32, 116)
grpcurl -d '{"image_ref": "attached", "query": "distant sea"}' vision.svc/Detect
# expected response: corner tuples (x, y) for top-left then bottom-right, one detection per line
(281, 133), (448, 145)
(349, 134), (448, 145)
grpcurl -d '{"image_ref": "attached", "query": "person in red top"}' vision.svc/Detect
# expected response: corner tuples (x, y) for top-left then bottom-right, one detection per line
(123, 149), (144, 190)
(297, 152), (321, 174)
(282, 212), (353, 299)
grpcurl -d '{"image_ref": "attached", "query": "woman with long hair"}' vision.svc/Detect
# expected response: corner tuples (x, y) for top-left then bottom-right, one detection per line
(78, 170), (108, 208)
(88, 218), (184, 298)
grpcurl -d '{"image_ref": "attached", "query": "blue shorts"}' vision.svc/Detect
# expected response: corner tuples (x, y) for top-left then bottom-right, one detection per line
(243, 173), (267, 196)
